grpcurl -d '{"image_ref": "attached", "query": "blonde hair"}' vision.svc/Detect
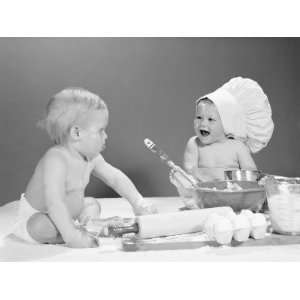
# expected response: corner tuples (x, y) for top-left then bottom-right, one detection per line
(38, 87), (108, 144)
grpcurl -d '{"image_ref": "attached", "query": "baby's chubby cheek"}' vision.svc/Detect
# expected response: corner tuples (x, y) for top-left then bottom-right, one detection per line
(194, 127), (201, 136)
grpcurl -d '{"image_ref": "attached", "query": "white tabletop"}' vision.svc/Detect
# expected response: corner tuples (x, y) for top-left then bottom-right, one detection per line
(1, 197), (300, 261)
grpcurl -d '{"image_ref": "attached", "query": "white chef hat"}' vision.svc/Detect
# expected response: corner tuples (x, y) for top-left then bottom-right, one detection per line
(197, 77), (274, 153)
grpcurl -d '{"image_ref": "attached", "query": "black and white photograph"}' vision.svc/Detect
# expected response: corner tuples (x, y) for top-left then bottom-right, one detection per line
(0, 36), (299, 261)
(0, 1), (299, 299)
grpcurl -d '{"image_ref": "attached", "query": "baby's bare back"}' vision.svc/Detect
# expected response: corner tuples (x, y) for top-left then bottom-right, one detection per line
(24, 146), (94, 219)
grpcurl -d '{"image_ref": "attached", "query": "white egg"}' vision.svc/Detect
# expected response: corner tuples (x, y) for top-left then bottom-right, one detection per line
(213, 216), (234, 245)
(240, 209), (254, 219)
(251, 213), (266, 227)
(251, 226), (267, 239)
(250, 213), (267, 239)
(225, 210), (237, 222)
(232, 214), (251, 242)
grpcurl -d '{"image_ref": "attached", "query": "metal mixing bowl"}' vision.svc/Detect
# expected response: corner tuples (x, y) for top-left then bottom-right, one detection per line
(224, 170), (264, 181)
(192, 180), (266, 212)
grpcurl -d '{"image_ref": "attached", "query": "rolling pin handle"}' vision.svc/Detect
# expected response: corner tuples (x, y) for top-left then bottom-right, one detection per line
(108, 223), (139, 237)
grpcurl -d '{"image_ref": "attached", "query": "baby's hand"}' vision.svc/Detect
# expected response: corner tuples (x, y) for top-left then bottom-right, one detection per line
(68, 229), (99, 248)
(169, 170), (199, 210)
(79, 230), (99, 248)
(169, 170), (194, 197)
(169, 168), (195, 190)
(84, 217), (126, 237)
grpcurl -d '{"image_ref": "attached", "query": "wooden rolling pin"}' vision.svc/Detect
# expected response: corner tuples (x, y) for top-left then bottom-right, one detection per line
(109, 206), (233, 239)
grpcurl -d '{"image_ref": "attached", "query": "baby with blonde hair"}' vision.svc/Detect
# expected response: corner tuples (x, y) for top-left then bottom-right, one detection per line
(13, 87), (157, 248)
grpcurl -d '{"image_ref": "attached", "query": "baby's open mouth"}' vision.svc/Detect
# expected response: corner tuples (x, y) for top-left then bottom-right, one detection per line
(200, 129), (210, 137)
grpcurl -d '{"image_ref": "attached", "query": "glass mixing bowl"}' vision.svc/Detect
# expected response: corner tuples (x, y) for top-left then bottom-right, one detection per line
(265, 176), (300, 235)
(191, 180), (266, 212)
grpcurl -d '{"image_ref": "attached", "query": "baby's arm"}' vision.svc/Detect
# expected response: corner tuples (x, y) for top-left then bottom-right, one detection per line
(183, 136), (199, 175)
(235, 141), (257, 170)
(170, 136), (198, 189)
(43, 151), (97, 247)
(92, 154), (157, 215)
(168, 137), (199, 209)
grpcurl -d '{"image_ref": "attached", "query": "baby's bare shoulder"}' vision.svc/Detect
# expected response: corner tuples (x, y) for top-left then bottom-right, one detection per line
(25, 147), (68, 200)
(226, 139), (249, 152)
(41, 146), (68, 167)
(186, 136), (202, 149)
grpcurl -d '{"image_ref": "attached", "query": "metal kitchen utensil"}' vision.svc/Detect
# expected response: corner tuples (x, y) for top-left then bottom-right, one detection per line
(144, 138), (198, 187)
(108, 222), (139, 237)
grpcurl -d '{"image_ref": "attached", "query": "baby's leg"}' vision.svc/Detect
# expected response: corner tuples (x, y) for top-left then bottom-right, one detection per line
(78, 197), (101, 225)
(27, 213), (64, 244)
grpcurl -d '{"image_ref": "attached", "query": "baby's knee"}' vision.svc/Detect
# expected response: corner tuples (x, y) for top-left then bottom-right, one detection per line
(27, 213), (60, 244)
(84, 197), (101, 214)
(78, 198), (101, 224)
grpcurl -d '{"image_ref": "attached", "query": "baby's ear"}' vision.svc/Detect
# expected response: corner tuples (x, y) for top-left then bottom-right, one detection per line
(70, 125), (81, 140)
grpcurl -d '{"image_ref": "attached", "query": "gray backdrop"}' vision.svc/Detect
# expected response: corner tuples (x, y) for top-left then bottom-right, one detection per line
(0, 38), (299, 205)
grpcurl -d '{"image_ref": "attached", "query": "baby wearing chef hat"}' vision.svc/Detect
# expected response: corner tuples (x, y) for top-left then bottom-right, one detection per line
(171, 77), (274, 204)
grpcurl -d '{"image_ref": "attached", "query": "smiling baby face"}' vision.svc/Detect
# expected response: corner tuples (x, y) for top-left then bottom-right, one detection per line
(194, 99), (226, 145)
